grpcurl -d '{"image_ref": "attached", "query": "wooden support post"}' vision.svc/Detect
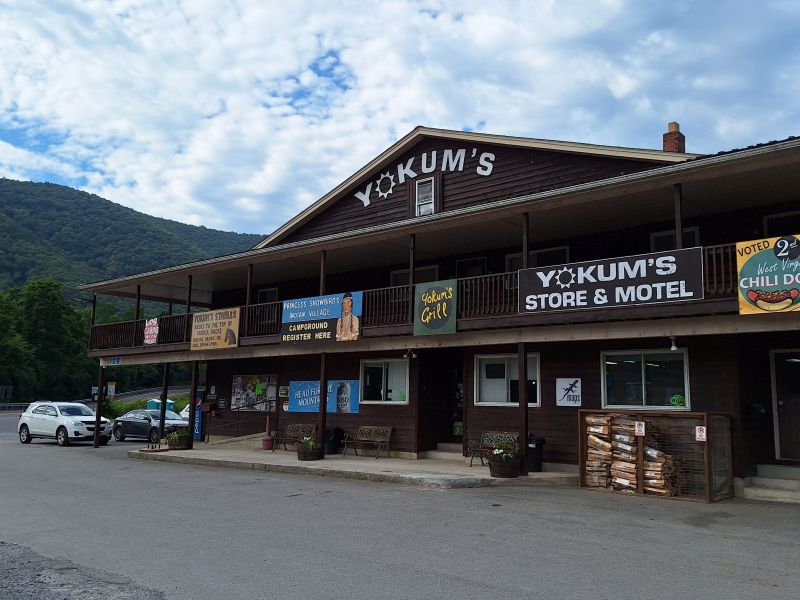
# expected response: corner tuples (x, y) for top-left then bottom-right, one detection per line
(158, 363), (170, 441)
(134, 285), (141, 321)
(244, 263), (253, 336)
(90, 294), (97, 326)
(318, 353), (327, 458)
(408, 234), (415, 323)
(319, 251), (326, 295)
(93, 365), (105, 448)
(184, 275), (193, 342)
(522, 213), (529, 269)
(673, 183), (683, 249)
(518, 342), (529, 475)
(187, 361), (199, 450)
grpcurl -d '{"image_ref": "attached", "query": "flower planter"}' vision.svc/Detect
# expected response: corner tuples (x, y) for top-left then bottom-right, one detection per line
(297, 444), (324, 461)
(488, 458), (520, 478)
(167, 437), (191, 450)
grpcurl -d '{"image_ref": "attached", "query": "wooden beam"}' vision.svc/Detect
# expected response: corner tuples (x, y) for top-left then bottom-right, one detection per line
(319, 251), (326, 295)
(134, 285), (141, 321)
(158, 363), (171, 441)
(518, 342), (528, 475)
(318, 353), (327, 458)
(674, 183), (683, 249)
(408, 234), (416, 323)
(522, 213), (529, 269)
(187, 361), (199, 450)
(92, 365), (105, 448)
(184, 275), (193, 342)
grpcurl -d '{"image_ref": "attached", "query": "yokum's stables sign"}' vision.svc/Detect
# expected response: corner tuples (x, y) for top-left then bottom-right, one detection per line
(190, 308), (240, 351)
(281, 292), (363, 343)
(414, 279), (457, 336)
(518, 248), (704, 314)
(736, 234), (800, 314)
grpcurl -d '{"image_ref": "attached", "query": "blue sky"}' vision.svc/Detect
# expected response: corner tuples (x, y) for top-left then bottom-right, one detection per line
(0, 1), (798, 234)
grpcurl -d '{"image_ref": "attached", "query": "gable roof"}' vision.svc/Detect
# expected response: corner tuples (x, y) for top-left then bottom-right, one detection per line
(253, 126), (697, 249)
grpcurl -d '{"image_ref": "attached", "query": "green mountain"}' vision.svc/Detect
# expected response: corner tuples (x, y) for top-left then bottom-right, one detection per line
(0, 178), (264, 290)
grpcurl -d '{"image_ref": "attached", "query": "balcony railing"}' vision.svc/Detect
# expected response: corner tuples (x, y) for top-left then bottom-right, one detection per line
(88, 245), (738, 351)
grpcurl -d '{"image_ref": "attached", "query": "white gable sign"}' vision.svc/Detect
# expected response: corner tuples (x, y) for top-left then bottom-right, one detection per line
(354, 147), (496, 207)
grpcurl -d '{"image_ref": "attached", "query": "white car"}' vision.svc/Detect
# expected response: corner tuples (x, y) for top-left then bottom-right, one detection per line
(18, 402), (112, 446)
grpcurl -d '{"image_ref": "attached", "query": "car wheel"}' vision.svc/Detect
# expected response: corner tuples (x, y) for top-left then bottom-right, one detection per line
(113, 426), (125, 441)
(56, 427), (70, 447)
(19, 425), (31, 444)
(149, 428), (159, 443)
(99, 436), (110, 446)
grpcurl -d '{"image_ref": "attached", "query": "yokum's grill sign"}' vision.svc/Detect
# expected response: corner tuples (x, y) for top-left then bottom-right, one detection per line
(518, 248), (704, 314)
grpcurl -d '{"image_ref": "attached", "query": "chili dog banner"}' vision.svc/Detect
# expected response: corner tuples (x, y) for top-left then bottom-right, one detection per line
(281, 291), (363, 343)
(736, 234), (800, 314)
(518, 248), (704, 314)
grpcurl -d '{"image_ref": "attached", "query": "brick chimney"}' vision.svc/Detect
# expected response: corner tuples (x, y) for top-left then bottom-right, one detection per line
(663, 121), (686, 153)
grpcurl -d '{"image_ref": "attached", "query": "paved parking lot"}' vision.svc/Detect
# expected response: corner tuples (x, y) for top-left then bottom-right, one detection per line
(1, 412), (798, 600)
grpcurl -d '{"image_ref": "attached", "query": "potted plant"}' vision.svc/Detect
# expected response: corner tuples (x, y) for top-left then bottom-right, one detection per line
(296, 435), (323, 461)
(488, 439), (520, 478)
(167, 427), (192, 450)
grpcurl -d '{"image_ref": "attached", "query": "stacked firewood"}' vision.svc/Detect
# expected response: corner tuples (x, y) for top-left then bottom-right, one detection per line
(609, 416), (638, 493)
(642, 446), (677, 496)
(583, 414), (680, 497)
(584, 414), (611, 487)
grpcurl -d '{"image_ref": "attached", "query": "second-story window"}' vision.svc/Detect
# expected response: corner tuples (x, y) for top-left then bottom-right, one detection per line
(416, 178), (435, 216)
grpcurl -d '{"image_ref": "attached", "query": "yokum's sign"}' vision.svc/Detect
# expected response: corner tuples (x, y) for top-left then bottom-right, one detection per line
(518, 248), (704, 314)
(354, 147), (496, 207)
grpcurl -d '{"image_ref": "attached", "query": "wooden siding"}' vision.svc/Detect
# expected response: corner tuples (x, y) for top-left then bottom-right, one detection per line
(282, 139), (659, 244)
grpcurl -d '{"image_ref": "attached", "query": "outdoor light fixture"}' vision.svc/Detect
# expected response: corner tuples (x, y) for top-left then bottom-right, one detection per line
(669, 336), (678, 352)
(403, 349), (417, 359)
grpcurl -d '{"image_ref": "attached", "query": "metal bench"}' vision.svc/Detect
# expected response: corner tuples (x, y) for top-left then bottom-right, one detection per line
(467, 430), (519, 466)
(272, 423), (317, 451)
(341, 426), (392, 458)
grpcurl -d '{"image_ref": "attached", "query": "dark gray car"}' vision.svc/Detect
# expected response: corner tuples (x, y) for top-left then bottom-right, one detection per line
(112, 409), (187, 443)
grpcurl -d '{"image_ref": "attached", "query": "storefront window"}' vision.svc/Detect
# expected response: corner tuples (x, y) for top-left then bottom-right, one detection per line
(360, 359), (409, 404)
(603, 351), (689, 409)
(475, 354), (539, 406)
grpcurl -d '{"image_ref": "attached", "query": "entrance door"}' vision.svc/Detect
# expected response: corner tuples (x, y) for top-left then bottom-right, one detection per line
(772, 350), (800, 460)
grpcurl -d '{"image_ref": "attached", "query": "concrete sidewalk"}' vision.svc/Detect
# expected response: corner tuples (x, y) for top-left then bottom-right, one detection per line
(127, 437), (578, 489)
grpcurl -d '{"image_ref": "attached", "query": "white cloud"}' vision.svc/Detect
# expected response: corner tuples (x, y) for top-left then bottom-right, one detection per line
(0, 1), (797, 234)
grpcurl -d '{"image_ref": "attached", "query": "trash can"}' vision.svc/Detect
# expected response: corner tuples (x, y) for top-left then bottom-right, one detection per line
(526, 435), (546, 472)
(324, 426), (344, 455)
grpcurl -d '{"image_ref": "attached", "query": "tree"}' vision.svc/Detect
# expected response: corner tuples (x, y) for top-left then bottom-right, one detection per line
(0, 293), (38, 401)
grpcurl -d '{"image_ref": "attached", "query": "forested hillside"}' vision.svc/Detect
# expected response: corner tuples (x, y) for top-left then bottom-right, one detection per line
(0, 178), (264, 290)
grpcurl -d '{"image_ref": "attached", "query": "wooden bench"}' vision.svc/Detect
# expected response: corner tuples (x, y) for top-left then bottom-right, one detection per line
(467, 430), (519, 466)
(272, 423), (317, 451)
(341, 426), (392, 459)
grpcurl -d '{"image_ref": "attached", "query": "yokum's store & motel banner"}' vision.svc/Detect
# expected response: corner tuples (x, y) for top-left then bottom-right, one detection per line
(518, 248), (704, 314)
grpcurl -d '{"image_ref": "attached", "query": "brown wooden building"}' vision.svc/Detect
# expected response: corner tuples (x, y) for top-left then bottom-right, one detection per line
(83, 125), (800, 487)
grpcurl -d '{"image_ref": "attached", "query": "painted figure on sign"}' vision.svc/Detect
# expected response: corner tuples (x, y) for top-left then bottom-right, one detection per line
(336, 292), (360, 341)
(336, 381), (351, 413)
(224, 325), (237, 345)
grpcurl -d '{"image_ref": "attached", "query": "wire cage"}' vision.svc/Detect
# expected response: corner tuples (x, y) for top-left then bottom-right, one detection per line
(578, 410), (733, 502)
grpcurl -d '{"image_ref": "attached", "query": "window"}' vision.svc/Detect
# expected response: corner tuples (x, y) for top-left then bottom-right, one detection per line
(456, 257), (487, 279)
(45, 406), (57, 417)
(390, 265), (439, 287)
(32, 406), (47, 415)
(602, 350), (689, 409)
(650, 227), (699, 252)
(764, 210), (800, 237)
(360, 359), (409, 404)
(257, 287), (278, 304)
(474, 354), (540, 406)
(415, 178), (435, 216)
(506, 246), (569, 272)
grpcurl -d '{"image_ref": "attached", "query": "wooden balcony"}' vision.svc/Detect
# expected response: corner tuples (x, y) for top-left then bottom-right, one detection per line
(88, 244), (738, 352)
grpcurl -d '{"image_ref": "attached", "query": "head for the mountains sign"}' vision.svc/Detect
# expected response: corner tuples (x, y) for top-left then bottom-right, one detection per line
(518, 248), (704, 314)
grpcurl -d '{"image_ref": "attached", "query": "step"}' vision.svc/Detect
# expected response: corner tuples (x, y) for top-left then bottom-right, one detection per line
(756, 464), (800, 480)
(419, 449), (466, 462)
(749, 476), (800, 491)
(741, 486), (800, 505)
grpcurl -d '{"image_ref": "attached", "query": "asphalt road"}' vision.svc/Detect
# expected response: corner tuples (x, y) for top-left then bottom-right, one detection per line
(1, 412), (798, 600)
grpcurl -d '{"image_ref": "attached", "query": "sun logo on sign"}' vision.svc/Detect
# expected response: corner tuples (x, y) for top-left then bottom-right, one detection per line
(375, 171), (396, 199)
(556, 267), (575, 289)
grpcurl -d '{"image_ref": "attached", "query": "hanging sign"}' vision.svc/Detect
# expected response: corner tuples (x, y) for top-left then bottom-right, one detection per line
(190, 308), (240, 350)
(278, 386), (289, 398)
(287, 380), (360, 413)
(635, 421), (646, 437)
(695, 425), (707, 442)
(143, 318), (159, 345)
(281, 292), (363, 343)
(414, 279), (457, 336)
(736, 235), (800, 314)
(555, 378), (582, 407)
(518, 248), (704, 314)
